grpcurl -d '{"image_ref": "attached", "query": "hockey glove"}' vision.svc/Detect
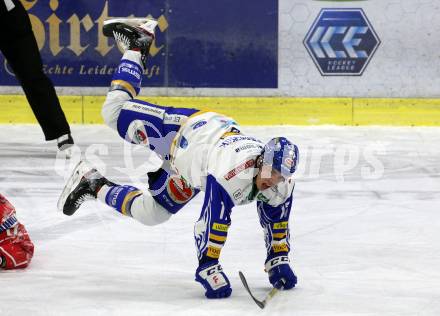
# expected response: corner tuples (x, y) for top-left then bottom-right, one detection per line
(195, 261), (232, 299)
(265, 255), (297, 290)
(0, 237), (34, 269)
(0, 224), (34, 270)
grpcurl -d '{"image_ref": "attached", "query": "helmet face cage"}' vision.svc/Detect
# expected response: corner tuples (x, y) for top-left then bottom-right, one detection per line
(262, 137), (299, 179)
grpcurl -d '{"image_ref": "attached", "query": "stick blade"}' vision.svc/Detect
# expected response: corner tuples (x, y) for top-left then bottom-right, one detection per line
(238, 271), (266, 309)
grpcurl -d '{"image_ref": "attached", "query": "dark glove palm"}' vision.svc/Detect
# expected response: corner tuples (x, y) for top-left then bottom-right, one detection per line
(268, 263), (297, 290)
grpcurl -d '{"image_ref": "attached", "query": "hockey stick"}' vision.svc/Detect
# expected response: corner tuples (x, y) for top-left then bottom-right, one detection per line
(238, 271), (280, 309)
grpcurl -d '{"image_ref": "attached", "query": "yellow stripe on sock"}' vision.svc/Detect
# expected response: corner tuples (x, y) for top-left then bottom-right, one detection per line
(121, 191), (142, 216)
(209, 233), (227, 242)
(273, 232), (287, 239)
(111, 80), (137, 98)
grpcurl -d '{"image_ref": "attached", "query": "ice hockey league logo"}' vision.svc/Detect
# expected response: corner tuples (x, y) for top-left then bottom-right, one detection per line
(304, 8), (380, 76)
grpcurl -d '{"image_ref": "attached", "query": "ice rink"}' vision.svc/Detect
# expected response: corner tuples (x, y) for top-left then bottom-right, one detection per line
(1, 124), (439, 316)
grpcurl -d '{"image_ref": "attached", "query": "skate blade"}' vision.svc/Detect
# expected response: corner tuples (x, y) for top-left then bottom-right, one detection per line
(103, 17), (156, 27)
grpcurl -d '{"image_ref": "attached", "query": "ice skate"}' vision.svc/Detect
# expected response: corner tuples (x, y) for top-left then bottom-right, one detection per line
(103, 18), (158, 68)
(57, 161), (113, 216)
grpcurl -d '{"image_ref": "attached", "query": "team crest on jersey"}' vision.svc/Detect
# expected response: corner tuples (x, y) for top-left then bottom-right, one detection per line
(135, 130), (148, 144)
(167, 175), (195, 204)
(127, 120), (149, 145)
(224, 159), (255, 181)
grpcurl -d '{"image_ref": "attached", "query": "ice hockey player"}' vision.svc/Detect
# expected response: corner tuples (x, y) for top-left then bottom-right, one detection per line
(58, 19), (298, 298)
(0, 194), (34, 270)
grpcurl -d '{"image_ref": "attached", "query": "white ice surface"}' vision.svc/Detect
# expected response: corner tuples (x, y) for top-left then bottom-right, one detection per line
(0, 125), (439, 316)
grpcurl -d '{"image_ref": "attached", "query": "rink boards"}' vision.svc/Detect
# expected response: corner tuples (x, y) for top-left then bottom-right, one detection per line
(1, 95), (440, 126)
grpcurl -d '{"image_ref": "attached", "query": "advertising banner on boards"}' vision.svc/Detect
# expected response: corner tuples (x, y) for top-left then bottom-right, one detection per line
(0, 0), (278, 88)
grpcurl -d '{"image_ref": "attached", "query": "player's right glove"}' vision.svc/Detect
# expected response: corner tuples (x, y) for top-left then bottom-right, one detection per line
(195, 261), (232, 299)
(265, 255), (297, 290)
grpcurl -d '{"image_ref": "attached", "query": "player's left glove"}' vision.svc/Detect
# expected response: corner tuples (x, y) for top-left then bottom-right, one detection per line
(265, 255), (297, 290)
(195, 261), (232, 299)
(0, 224), (34, 270)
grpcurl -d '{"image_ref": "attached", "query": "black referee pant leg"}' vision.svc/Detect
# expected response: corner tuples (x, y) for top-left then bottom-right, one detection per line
(0, 3), (71, 140)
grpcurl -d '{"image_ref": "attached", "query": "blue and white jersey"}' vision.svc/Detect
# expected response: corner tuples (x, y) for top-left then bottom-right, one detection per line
(171, 112), (295, 206)
(170, 112), (240, 189)
(170, 112), (295, 262)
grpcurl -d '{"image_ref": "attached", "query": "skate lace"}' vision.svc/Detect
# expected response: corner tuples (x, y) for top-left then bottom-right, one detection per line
(113, 31), (131, 51)
(74, 193), (94, 208)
